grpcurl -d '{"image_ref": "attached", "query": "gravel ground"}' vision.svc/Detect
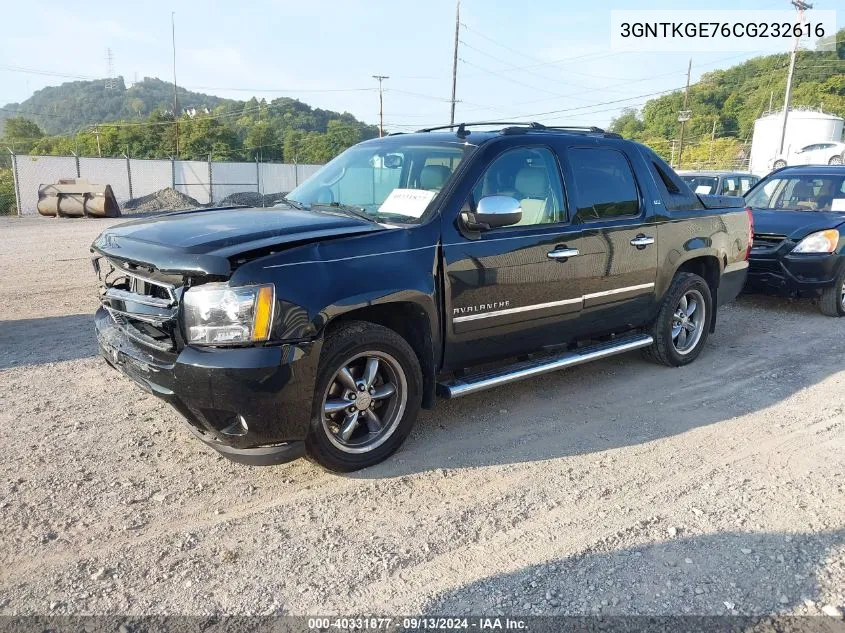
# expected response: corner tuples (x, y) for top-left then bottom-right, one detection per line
(0, 215), (844, 618)
(218, 191), (286, 207)
(122, 189), (201, 214)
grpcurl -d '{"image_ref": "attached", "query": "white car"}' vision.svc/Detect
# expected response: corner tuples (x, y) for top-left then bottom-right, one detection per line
(772, 141), (845, 169)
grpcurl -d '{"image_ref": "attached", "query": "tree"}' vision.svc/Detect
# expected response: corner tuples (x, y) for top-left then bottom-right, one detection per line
(178, 114), (241, 160)
(2, 117), (44, 153)
(0, 168), (16, 214)
(609, 108), (644, 137)
(245, 120), (283, 161)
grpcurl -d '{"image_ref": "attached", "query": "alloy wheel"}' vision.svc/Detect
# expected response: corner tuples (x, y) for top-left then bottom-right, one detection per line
(321, 351), (407, 454)
(671, 289), (706, 355)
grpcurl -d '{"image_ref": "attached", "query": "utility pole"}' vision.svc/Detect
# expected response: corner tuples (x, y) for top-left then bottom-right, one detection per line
(94, 125), (102, 157)
(670, 140), (677, 168)
(778, 0), (812, 156)
(449, 0), (460, 125)
(708, 119), (719, 167)
(372, 75), (389, 137)
(676, 58), (692, 170)
(171, 11), (179, 159)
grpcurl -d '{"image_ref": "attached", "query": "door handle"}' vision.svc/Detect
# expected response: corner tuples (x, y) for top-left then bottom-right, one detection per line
(547, 247), (580, 260)
(630, 235), (655, 248)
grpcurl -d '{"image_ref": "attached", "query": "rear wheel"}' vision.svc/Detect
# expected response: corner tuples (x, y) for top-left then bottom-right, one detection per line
(773, 159), (787, 169)
(306, 321), (422, 472)
(819, 267), (845, 317)
(829, 155), (843, 166)
(643, 272), (713, 367)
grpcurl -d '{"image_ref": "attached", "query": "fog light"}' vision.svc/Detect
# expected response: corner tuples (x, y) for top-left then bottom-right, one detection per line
(220, 414), (248, 437)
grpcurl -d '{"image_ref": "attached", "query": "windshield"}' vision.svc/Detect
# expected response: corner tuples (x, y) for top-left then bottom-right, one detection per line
(745, 174), (845, 212)
(284, 140), (470, 224)
(680, 175), (719, 195)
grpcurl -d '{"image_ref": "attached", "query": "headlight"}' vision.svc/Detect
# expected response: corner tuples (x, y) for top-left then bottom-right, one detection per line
(183, 283), (274, 345)
(792, 229), (839, 254)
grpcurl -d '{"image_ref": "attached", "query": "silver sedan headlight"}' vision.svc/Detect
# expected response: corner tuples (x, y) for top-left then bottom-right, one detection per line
(792, 229), (839, 254)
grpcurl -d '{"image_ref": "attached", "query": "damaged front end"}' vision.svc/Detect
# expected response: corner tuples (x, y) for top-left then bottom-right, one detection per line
(92, 255), (186, 352)
(89, 242), (322, 466)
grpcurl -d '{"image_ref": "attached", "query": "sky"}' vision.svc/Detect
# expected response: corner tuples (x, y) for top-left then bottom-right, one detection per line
(0, 0), (839, 134)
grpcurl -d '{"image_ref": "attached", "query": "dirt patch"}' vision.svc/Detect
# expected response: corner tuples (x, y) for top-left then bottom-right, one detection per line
(0, 216), (843, 617)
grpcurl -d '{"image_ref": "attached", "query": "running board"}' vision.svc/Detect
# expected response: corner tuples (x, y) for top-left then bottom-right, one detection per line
(437, 333), (653, 399)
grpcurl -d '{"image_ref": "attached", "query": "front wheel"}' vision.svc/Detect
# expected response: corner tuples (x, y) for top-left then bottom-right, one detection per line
(773, 159), (787, 170)
(306, 321), (422, 472)
(643, 272), (713, 367)
(829, 155), (843, 166)
(819, 267), (845, 317)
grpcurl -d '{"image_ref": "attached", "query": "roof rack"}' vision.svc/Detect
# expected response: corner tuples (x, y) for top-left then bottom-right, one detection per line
(414, 121), (621, 139)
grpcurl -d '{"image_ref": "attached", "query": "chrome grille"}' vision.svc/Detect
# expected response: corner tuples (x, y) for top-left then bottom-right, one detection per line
(94, 257), (181, 351)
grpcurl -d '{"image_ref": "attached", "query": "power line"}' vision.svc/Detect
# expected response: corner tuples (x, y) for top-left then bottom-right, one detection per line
(459, 58), (570, 97)
(457, 40), (592, 91)
(459, 22), (547, 66)
(183, 85), (376, 93)
(0, 64), (97, 80)
(502, 85), (690, 121)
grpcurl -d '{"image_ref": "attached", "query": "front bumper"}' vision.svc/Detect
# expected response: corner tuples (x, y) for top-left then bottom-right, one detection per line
(747, 246), (844, 296)
(95, 307), (321, 465)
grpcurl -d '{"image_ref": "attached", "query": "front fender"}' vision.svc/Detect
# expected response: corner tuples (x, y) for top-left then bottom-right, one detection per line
(228, 222), (442, 343)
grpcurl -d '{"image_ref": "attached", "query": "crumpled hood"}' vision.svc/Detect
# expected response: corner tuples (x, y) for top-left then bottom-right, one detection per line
(750, 208), (845, 240)
(91, 206), (384, 277)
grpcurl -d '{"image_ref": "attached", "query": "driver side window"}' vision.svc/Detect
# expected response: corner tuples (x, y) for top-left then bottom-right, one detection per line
(471, 147), (566, 226)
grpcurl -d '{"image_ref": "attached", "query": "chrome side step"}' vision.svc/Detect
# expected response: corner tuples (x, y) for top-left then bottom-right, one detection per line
(437, 333), (653, 399)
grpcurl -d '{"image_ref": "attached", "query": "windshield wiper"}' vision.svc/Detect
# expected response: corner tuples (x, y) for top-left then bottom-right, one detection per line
(310, 202), (377, 223)
(274, 197), (307, 210)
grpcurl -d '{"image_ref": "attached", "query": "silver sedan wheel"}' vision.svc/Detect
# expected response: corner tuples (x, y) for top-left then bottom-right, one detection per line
(321, 351), (407, 454)
(671, 289), (706, 356)
(840, 280), (845, 310)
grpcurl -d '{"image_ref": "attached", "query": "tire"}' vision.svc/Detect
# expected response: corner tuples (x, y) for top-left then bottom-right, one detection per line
(773, 159), (787, 170)
(829, 155), (843, 166)
(642, 272), (713, 367)
(305, 321), (422, 472)
(819, 267), (845, 317)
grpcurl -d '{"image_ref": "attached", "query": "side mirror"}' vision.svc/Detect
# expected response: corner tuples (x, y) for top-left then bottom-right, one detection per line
(384, 154), (403, 169)
(463, 195), (522, 230)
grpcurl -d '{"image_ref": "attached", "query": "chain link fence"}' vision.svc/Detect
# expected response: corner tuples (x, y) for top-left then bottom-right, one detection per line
(7, 154), (322, 215)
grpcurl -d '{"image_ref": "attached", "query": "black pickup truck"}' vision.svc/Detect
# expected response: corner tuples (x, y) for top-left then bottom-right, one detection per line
(91, 123), (751, 471)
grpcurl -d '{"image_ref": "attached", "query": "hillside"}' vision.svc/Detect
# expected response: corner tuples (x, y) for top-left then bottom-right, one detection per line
(610, 28), (845, 167)
(0, 77), (237, 135)
(0, 77), (379, 164)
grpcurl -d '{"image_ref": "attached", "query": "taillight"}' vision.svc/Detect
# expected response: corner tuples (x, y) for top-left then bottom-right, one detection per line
(744, 207), (754, 261)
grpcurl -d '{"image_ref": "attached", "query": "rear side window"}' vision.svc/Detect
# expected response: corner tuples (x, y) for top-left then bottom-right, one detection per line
(568, 148), (640, 222)
(641, 146), (703, 211)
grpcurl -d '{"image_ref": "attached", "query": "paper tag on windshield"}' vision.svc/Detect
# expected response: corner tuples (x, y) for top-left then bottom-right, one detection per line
(695, 185), (713, 194)
(832, 198), (845, 212)
(378, 189), (436, 218)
